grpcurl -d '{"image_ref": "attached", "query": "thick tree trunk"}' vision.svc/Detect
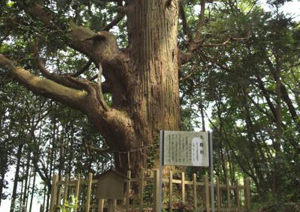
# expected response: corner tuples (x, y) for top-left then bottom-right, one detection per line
(113, 0), (180, 174)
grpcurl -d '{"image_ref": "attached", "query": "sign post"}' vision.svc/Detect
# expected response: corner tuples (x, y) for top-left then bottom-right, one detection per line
(159, 131), (214, 212)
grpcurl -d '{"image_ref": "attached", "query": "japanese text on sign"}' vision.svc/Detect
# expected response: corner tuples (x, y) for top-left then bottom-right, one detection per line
(163, 131), (209, 167)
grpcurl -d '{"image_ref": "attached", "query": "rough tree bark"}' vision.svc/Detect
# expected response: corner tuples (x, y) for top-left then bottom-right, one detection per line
(0, 0), (181, 175)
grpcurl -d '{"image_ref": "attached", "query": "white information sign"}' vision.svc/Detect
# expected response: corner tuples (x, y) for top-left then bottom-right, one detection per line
(162, 131), (209, 167)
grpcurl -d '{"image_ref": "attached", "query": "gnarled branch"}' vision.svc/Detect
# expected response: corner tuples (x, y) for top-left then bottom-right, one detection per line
(0, 54), (88, 113)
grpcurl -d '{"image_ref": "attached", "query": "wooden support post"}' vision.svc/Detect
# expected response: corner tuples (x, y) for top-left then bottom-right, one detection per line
(85, 173), (93, 212)
(63, 174), (69, 206)
(216, 177), (221, 212)
(113, 200), (117, 211)
(193, 173), (197, 210)
(226, 179), (230, 210)
(154, 170), (159, 212)
(108, 199), (115, 212)
(126, 171), (131, 212)
(98, 199), (104, 212)
(235, 181), (240, 212)
(50, 174), (58, 212)
(181, 172), (185, 205)
(169, 171), (173, 212)
(139, 170), (144, 211)
(204, 176), (210, 212)
(74, 174), (81, 212)
(244, 178), (250, 212)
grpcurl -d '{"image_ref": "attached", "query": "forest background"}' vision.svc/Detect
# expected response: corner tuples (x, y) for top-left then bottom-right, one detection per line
(0, 0), (300, 211)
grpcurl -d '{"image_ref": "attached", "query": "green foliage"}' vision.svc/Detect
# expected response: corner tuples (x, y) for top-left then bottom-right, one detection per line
(179, 0), (300, 208)
(60, 196), (78, 212)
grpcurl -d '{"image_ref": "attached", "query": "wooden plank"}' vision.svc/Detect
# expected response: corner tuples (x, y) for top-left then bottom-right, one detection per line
(193, 173), (197, 209)
(74, 174), (81, 212)
(181, 172), (185, 204)
(244, 178), (250, 212)
(204, 176), (210, 212)
(235, 181), (240, 212)
(154, 170), (159, 212)
(49, 174), (59, 212)
(139, 170), (144, 212)
(85, 173), (93, 212)
(98, 199), (104, 212)
(226, 179), (230, 210)
(126, 171), (131, 212)
(63, 174), (69, 206)
(169, 171), (173, 212)
(216, 177), (221, 212)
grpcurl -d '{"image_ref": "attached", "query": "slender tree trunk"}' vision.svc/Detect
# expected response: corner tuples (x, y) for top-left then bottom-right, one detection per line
(0, 170), (5, 206)
(46, 118), (56, 212)
(24, 167), (33, 212)
(19, 178), (24, 211)
(10, 144), (23, 212)
(0, 151), (8, 206)
(274, 63), (282, 196)
(22, 151), (31, 212)
(29, 170), (36, 212)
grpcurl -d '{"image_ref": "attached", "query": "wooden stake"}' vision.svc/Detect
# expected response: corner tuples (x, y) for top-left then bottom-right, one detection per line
(193, 173), (197, 210)
(154, 170), (159, 212)
(139, 170), (144, 211)
(181, 172), (185, 205)
(74, 174), (81, 212)
(216, 177), (221, 212)
(49, 174), (58, 212)
(85, 173), (93, 212)
(244, 178), (251, 212)
(204, 176), (210, 212)
(98, 199), (104, 212)
(169, 171), (173, 212)
(235, 180), (240, 212)
(63, 174), (69, 206)
(126, 171), (131, 212)
(226, 179), (230, 210)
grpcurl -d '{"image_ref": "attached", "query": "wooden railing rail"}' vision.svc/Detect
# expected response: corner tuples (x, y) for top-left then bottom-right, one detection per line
(50, 170), (251, 212)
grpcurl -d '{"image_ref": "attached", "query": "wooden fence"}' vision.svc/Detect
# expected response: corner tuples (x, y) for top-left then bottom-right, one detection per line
(50, 170), (251, 212)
